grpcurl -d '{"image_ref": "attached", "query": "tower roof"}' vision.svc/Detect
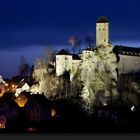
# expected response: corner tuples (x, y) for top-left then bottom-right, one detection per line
(97, 16), (109, 23)
(56, 49), (71, 55)
(72, 54), (81, 60)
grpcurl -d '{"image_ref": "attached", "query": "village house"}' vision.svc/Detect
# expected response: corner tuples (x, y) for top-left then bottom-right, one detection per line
(24, 93), (51, 122)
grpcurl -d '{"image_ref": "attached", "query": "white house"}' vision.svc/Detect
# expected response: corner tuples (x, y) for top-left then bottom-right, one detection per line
(15, 83), (30, 97)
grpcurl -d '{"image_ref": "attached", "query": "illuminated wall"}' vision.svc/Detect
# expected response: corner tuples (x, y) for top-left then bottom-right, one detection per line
(96, 22), (109, 47)
(118, 54), (140, 74)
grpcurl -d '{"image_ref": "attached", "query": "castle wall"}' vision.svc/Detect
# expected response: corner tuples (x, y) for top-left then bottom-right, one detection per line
(56, 55), (72, 76)
(118, 54), (140, 74)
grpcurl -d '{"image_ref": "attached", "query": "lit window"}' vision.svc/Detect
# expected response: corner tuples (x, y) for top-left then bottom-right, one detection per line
(5, 83), (8, 87)
(12, 85), (15, 88)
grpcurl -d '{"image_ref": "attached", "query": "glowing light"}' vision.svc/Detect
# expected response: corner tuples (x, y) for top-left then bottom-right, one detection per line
(5, 83), (8, 87)
(103, 103), (107, 106)
(12, 84), (15, 88)
(0, 123), (5, 128)
(131, 106), (135, 112)
(51, 108), (56, 117)
(15, 94), (28, 107)
(27, 127), (37, 132)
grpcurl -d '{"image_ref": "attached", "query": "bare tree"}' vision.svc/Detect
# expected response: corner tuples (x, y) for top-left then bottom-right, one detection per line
(19, 56), (31, 77)
(85, 32), (94, 48)
(43, 47), (56, 63)
(68, 36), (80, 54)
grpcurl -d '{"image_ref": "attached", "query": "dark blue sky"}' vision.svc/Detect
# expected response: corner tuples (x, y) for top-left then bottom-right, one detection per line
(0, 0), (140, 78)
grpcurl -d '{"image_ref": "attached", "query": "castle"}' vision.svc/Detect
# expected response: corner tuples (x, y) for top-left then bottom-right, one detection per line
(56, 17), (110, 78)
(55, 17), (140, 79)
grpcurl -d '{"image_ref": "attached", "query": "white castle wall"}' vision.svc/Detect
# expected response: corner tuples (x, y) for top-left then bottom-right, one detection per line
(56, 55), (72, 76)
(82, 50), (94, 61)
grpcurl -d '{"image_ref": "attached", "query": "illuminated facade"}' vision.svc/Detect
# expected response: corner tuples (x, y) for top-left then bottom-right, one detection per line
(15, 93), (28, 107)
(113, 45), (140, 74)
(96, 17), (109, 47)
(56, 49), (81, 80)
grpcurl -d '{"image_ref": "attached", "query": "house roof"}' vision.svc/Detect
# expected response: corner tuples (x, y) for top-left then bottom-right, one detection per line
(15, 93), (28, 100)
(72, 54), (81, 60)
(97, 16), (109, 23)
(20, 92), (32, 99)
(25, 93), (50, 109)
(0, 93), (19, 109)
(56, 49), (71, 55)
(83, 47), (95, 51)
(17, 82), (26, 88)
(113, 45), (140, 56)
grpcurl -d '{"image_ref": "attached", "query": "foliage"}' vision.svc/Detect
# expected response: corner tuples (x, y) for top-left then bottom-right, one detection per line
(75, 44), (118, 113)
(117, 74), (140, 107)
(30, 49), (60, 99)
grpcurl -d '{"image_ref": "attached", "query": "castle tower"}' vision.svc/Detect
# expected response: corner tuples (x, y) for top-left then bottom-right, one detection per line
(96, 17), (109, 47)
(56, 49), (72, 76)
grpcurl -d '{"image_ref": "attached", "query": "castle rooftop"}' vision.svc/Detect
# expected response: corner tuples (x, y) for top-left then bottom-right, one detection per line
(97, 16), (109, 23)
(72, 54), (81, 60)
(56, 49), (71, 55)
(113, 45), (140, 56)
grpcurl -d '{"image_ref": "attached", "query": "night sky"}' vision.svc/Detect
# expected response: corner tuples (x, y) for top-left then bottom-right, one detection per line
(0, 0), (140, 78)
